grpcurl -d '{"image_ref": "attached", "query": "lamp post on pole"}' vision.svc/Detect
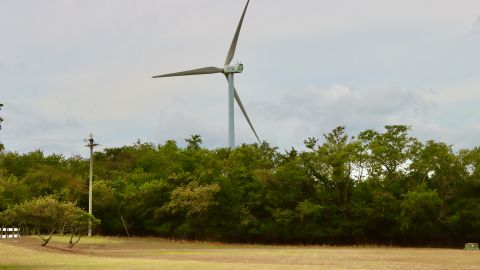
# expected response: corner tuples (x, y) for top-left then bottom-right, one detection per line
(84, 134), (99, 237)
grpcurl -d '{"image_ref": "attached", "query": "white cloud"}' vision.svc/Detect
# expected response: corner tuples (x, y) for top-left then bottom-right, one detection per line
(252, 84), (428, 147)
(1, 0), (480, 155)
(251, 80), (480, 150)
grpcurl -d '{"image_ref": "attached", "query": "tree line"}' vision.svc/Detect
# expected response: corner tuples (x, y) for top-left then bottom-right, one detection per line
(1, 126), (479, 246)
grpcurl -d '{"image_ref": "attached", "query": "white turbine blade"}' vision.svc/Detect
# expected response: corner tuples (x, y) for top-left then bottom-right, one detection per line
(234, 88), (261, 143)
(152, 67), (223, 78)
(224, 0), (250, 66)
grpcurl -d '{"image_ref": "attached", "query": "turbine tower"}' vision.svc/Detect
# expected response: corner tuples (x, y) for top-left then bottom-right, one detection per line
(152, 0), (259, 148)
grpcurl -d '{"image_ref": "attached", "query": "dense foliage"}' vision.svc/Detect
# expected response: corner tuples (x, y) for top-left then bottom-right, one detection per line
(1, 125), (480, 246)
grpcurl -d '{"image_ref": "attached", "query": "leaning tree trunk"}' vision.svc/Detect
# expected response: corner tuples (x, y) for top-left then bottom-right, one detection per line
(68, 226), (82, 248)
(38, 228), (55, 247)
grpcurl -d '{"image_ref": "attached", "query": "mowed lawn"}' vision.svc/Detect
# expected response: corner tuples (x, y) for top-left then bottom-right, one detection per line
(1, 236), (479, 270)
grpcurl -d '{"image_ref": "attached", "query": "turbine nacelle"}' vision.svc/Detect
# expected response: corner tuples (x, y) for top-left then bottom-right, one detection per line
(224, 63), (244, 74)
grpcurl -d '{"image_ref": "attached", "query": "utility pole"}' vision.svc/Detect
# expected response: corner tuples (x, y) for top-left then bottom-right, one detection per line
(84, 134), (99, 237)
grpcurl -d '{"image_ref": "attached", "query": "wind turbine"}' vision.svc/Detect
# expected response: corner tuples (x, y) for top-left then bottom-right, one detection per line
(152, 0), (259, 148)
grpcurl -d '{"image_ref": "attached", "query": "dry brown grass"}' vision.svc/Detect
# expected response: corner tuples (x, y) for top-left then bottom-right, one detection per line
(1, 236), (479, 270)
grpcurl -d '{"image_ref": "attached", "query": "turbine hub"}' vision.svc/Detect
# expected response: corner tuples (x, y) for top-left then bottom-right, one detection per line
(224, 63), (244, 74)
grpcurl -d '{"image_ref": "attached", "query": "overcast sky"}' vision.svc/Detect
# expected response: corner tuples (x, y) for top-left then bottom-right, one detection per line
(1, 0), (479, 156)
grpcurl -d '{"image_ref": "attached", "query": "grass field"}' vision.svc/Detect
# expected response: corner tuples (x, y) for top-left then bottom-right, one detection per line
(1, 236), (479, 270)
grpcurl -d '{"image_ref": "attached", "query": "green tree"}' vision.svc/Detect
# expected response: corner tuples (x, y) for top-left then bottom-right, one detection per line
(22, 165), (86, 202)
(64, 203), (96, 248)
(447, 198), (480, 244)
(460, 147), (480, 181)
(1, 150), (51, 178)
(0, 175), (31, 211)
(260, 149), (314, 242)
(159, 180), (220, 239)
(0, 196), (99, 247)
(400, 184), (443, 242)
(358, 125), (419, 183)
(213, 143), (276, 242)
(91, 180), (118, 233)
(185, 134), (202, 149)
(409, 141), (464, 201)
(301, 127), (363, 240)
